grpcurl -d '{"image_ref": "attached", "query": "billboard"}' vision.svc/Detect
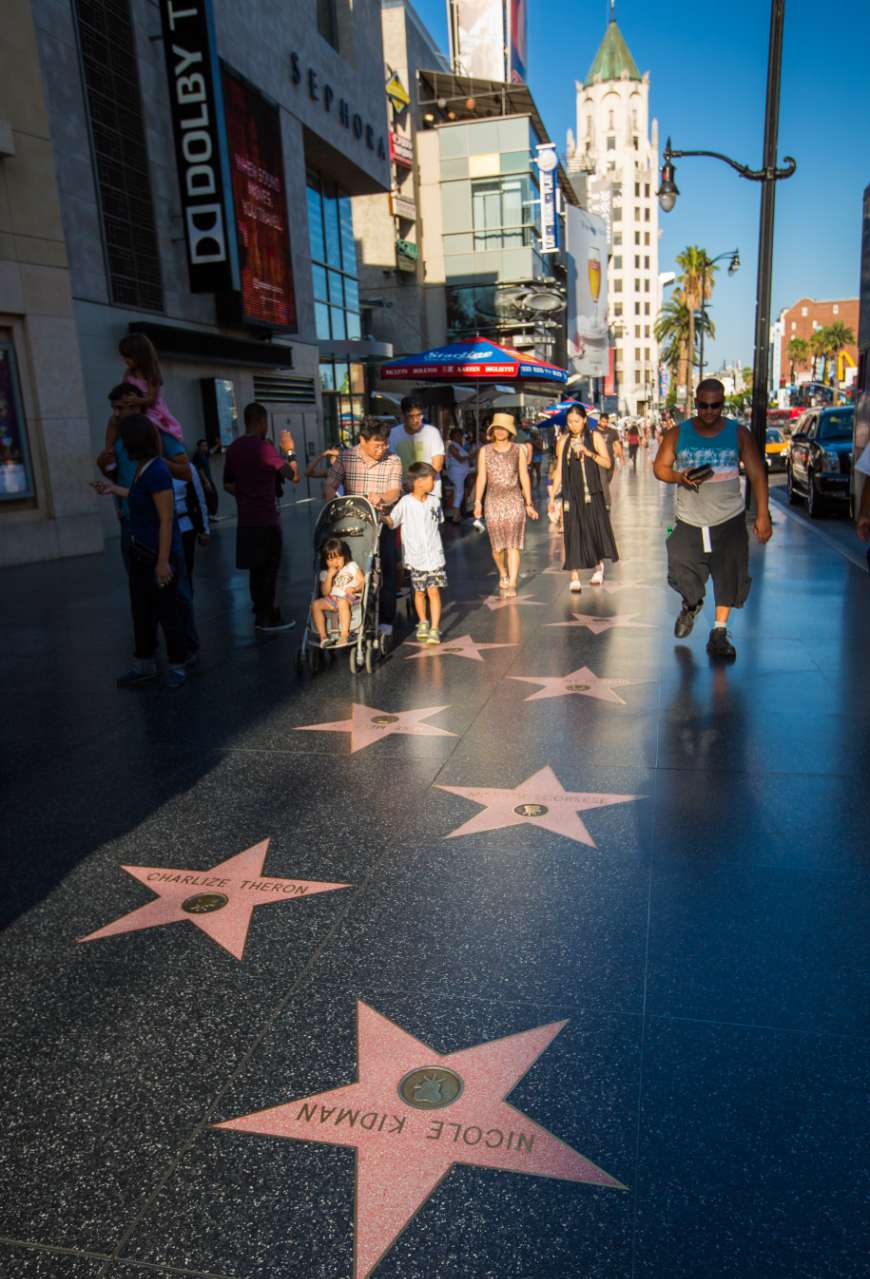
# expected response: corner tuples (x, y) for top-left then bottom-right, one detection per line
(450, 0), (505, 82)
(509, 0), (528, 83)
(565, 204), (609, 378)
(222, 70), (296, 329)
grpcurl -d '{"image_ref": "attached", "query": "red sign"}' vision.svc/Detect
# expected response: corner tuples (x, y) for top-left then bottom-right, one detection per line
(390, 129), (414, 168)
(222, 70), (296, 329)
(383, 362), (520, 379)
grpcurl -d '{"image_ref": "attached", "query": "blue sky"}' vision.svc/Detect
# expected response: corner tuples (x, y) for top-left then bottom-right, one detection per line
(412, 0), (870, 369)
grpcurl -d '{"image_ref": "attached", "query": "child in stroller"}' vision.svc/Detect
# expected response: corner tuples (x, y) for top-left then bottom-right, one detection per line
(310, 538), (364, 648)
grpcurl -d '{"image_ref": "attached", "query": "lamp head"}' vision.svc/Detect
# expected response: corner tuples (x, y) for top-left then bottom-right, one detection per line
(728, 251), (740, 275)
(657, 156), (678, 213)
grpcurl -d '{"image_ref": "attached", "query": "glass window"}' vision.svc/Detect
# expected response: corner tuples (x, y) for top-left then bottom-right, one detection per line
(612, 205), (622, 222)
(613, 232), (622, 246)
(314, 302), (330, 340)
(644, 303), (650, 315)
(0, 340), (35, 501)
(308, 170), (362, 348)
(614, 302), (623, 316)
(644, 256), (649, 269)
(323, 186), (342, 268)
(635, 182), (640, 197)
(645, 232), (650, 245)
(471, 177), (532, 250)
(606, 136), (616, 150)
(339, 194), (356, 274)
(613, 279), (622, 292)
(327, 270), (344, 307)
(645, 183), (650, 198)
(614, 256), (622, 269)
(307, 182), (325, 262)
(819, 410), (853, 440)
(644, 207), (650, 222)
(312, 264), (328, 303)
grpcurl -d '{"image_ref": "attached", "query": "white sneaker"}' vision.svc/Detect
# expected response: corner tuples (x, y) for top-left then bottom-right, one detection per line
(589, 566), (604, 586)
(569, 579), (582, 592)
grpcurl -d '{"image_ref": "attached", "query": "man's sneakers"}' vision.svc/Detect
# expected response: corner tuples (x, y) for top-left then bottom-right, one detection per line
(426, 627), (441, 646)
(706, 626), (736, 660)
(674, 599), (703, 638)
(415, 619), (430, 640)
(255, 608), (295, 632)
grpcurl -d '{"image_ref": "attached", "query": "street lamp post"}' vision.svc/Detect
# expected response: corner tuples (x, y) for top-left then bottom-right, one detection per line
(698, 249), (740, 378)
(656, 0), (796, 468)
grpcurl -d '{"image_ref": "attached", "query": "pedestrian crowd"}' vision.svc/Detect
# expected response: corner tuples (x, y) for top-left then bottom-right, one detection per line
(91, 341), (781, 685)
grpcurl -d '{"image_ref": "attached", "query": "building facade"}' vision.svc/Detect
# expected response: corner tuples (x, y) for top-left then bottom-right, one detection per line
(0, 0), (101, 566)
(779, 296), (859, 386)
(351, 0), (450, 367)
(566, 17), (660, 416)
(25, 0), (391, 559)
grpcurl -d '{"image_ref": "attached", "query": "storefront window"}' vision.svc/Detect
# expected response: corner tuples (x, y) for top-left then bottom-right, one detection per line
(0, 341), (35, 501)
(307, 171), (361, 342)
(319, 358), (365, 447)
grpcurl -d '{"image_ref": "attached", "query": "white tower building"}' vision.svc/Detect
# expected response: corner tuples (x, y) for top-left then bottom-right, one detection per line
(567, 12), (659, 416)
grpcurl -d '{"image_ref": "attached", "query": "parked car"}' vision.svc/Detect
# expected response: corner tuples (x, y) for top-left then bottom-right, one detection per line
(765, 427), (789, 472)
(786, 405), (854, 517)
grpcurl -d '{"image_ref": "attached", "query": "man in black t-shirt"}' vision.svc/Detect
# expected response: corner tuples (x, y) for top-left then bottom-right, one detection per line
(595, 412), (624, 509)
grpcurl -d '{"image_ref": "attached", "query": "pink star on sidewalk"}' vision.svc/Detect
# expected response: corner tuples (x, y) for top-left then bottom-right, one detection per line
(404, 633), (517, 663)
(477, 591), (545, 612)
(78, 840), (350, 960)
(510, 664), (653, 704)
(215, 1002), (625, 1279)
(546, 612), (654, 634)
(296, 703), (456, 753)
(437, 765), (640, 846)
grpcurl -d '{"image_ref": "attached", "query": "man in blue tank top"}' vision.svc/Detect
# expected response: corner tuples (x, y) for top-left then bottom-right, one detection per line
(654, 378), (772, 659)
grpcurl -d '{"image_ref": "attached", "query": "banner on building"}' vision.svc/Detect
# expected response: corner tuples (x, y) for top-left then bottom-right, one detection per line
(222, 70), (296, 329)
(450, 0), (505, 82)
(509, 0), (528, 83)
(565, 204), (609, 378)
(536, 144), (559, 255)
(390, 130), (414, 168)
(158, 0), (238, 293)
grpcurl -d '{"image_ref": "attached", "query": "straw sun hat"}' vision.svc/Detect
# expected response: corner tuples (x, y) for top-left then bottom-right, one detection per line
(487, 412), (517, 438)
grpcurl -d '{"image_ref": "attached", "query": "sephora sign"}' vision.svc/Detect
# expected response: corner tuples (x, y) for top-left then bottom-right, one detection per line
(158, 0), (238, 293)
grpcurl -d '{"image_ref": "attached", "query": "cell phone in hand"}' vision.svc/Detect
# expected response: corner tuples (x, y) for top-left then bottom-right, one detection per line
(685, 465), (714, 484)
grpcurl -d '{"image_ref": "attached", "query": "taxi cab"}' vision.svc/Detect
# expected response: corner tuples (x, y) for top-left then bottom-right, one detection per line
(765, 427), (789, 472)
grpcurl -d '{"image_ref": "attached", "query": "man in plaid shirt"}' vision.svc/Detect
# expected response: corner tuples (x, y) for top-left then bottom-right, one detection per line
(323, 419), (403, 626)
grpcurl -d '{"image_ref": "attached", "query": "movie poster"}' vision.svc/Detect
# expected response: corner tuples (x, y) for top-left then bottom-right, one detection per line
(222, 70), (296, 329)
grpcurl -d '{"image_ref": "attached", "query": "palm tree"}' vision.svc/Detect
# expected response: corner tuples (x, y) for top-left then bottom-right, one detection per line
(787, 336), (808, 384)
(810, 328), (830, 385)
(825, 321), (855, 401)
(654, 293), (715, 399)
(675, 246), (718, 383)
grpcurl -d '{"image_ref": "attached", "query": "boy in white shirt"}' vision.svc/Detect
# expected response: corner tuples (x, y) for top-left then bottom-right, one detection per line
(385, 462), (446, 645)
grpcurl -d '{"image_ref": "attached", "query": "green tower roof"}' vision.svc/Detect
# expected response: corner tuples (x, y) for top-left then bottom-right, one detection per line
(585, 21), (641, 84)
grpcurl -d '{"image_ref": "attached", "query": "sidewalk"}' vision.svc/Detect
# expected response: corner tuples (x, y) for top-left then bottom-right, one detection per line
(2, 459), (868, 1279)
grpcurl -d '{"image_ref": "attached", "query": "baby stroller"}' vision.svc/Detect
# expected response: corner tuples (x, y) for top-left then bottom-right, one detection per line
(296, 496), (387, 676)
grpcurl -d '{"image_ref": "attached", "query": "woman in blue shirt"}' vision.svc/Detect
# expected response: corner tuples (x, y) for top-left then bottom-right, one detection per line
(94, 415), (187, 688)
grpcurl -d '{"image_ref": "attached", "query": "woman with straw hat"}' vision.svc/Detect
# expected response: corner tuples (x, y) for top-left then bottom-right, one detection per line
(473, 412), (539, 596)
(549, 403), (618, 590)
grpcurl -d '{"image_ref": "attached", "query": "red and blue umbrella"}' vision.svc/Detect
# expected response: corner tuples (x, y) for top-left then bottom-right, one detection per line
(381, 336), (567, 386)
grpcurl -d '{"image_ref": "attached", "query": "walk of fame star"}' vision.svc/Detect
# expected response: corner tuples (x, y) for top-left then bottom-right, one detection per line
(404, 634), (517, 663)
(436, 766), (640, 845)
(545, 612), (654, 634)
(78, 840), (350, 959)
(296, 703), (456, 753)
(476, 592), (545, 612)
(215, 1002), (625, 1279)
(510, 664), (653, 704)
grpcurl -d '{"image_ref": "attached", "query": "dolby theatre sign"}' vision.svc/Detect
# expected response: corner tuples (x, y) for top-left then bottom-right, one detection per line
(157, 0), (239, 293)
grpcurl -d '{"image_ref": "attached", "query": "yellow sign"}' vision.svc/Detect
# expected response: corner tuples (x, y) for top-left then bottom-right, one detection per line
(385, 74), (411, 113)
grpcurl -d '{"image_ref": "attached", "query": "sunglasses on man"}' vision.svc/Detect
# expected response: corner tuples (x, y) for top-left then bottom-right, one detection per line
(696, 399), (724, 411)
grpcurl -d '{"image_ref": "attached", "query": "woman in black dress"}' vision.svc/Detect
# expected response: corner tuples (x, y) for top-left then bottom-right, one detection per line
(548, 404), (619, 591)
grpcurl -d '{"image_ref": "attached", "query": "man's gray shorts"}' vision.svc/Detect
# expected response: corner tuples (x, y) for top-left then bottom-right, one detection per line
(666, 512), (751, 609)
